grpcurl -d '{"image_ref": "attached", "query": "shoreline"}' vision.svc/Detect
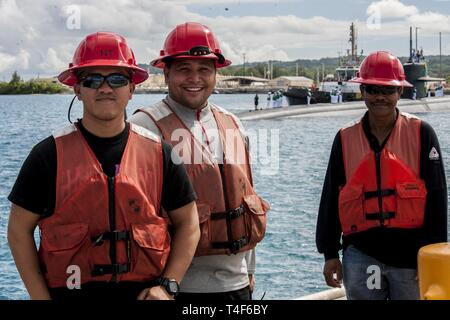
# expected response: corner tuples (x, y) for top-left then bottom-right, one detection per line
(0, 87), (293, 95)
(134, 87), (284, 94)
(1, 87), (449, 96)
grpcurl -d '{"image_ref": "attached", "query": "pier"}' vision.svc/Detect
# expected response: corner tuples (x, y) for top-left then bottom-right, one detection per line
(237, 97), (450, 121)
(295, 287), (346, 300)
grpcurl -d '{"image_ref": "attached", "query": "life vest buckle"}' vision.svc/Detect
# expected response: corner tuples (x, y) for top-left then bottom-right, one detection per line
(230, 237), (248, 253)
(211, 237), (249, 253)
(365, 211), (396, 221)
(211, 205), (245, 221)
(91, 263), (131, 277)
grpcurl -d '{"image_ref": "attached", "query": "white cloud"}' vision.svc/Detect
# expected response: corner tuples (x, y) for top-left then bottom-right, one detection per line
(367, 0), (418, 19)
(38, 48), (67, 72)
(171, 0), (299, 3)
(407, 12), (450, 33)
(0, 50), (30, 74)
(0, 0), (448, 80)
(0, 0), (23, 23)
(203, 15), (352, 62)
(359, 1), (450, 55)
(17, 50), (31, 70)
(145, 47), (160, 65)
(0, 52), (17, 73)
(248, 45), (291, 62)
(0, 0), (354, 79)
(221, 42), (290, 64)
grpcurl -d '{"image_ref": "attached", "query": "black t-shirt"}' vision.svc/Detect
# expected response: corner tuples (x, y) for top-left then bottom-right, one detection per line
(8, 121), (196, 299)
(8, 121), (196, 216)
(316, 111), (448, 268)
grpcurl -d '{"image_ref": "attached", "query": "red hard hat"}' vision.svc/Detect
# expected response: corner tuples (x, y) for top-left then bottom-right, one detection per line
(151, 22), (231, 69)
(350, 51), (413, 87)
(58, 32), (149, 86)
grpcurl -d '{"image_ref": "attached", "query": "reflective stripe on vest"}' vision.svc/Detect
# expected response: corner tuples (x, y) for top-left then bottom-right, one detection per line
(135, 101), (269, 256)
(38, 123), (170, 288)
(339, 112), (426, 236)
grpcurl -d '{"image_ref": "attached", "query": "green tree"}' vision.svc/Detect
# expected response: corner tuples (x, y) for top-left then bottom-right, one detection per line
(10, 71), (21, 84)
(0, 78), (69, 95)
(254, 63), (266, 78)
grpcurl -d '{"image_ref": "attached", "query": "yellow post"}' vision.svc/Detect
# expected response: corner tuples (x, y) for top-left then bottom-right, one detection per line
(418, 242), (450, 300)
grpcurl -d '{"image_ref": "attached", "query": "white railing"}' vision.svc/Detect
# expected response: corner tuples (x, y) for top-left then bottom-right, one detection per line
(295, 287), (346, 300)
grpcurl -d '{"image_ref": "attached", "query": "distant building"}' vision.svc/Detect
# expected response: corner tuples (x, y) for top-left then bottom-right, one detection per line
(137, 74), (166, 89)
(268, 76), (314, 88)
(31, 76), (59, 84)
(216, 75), (269, 88)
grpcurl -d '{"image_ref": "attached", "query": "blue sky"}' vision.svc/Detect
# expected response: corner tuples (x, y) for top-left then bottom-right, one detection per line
(0, 0), (449, 80)
(184, 0), (450, 60)
(188, 0), (372, 19)
(186, 0), (449, 19)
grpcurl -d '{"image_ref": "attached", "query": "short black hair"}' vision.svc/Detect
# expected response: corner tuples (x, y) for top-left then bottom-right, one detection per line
(163, 59), (172, 69)
(163, 58), (217, 71)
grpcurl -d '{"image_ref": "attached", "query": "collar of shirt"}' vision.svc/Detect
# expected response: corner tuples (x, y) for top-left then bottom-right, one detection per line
(166, 95), (214, 127)
(362, 108), (399, 152)
(165, 95), (223, 162)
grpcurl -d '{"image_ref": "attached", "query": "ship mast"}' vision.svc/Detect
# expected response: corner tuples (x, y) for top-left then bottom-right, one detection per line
(349, 22), (358, 66)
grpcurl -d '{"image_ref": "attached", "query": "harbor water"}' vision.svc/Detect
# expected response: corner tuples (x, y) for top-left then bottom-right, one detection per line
(1, 93), (449, 300)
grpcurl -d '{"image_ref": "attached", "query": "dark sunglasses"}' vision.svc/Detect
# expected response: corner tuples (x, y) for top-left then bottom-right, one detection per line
(163, 46), (225, 65)
(363, 85), (400, 95)
(79, 73), (130, 89)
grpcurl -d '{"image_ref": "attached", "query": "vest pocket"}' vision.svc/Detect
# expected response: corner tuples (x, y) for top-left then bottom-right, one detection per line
(338, 184), (364, 234)
(131, 223), (170, 278)
(395, 182), (426, 227)
(243, 195), (269, 245)
(40, 223), (90, 286)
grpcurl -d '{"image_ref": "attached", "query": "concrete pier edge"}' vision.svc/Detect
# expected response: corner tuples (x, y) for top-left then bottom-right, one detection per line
(295, 287), (346, 300)
(238, 97), (450, 121)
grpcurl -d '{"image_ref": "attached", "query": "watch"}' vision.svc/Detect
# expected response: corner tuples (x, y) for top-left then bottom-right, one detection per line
(155, 277), (179, 297)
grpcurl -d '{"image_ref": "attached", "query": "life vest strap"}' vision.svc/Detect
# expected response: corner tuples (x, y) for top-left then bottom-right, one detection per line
(365, 211), (396, 221)
(91, 263), (131, 277)
(92, 230), (130, 246)
(210, 205), (245, 221)
(211, 237), (249, 253)
(364, 189), (396, 200)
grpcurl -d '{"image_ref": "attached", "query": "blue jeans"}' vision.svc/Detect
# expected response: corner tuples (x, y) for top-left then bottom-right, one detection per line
(343, 245), (419, 300)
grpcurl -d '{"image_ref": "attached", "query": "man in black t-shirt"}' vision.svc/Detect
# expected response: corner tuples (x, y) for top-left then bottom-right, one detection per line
(7, 32), (200, 300)
(316, 51), (447, 300)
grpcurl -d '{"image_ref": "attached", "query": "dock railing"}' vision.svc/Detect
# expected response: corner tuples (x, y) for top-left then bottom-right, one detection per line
(295, 287), (346, 300)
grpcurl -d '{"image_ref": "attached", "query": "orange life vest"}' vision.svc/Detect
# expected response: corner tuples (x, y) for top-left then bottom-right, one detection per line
(136, 101), (269, 256)
(38, 123), (170, 288)
(338, 112), (426, 236)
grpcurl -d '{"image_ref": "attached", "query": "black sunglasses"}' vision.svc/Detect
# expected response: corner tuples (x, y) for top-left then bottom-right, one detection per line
(79, 73), (130, 89)
(163, 46), (225, 65)
(363, 85), (400, 95)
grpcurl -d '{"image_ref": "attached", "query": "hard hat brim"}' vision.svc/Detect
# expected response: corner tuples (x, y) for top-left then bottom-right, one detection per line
(349, 77), (413, 88)
(58, 60), (149, 86)
(151, 54), (232, 69)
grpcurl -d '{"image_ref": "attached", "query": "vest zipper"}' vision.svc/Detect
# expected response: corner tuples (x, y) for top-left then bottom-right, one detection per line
(219, 163), (234, 252)
(375, 151), (384, 226)
(108, 176), (118, 282)
(196, 109), (213, 154)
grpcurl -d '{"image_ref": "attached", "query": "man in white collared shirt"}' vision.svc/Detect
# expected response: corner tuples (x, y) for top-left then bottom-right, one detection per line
(129, 22), (269, 301)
